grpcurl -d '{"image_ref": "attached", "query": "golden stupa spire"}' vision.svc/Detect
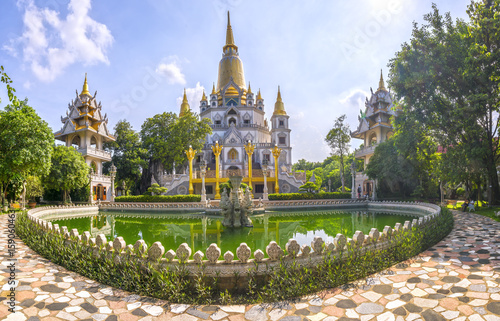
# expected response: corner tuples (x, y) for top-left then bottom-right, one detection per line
(247, 82), (252, 94)
(273, 86), (287, 116)
(179, 88), (190, 117)
(224, 11), (237, 50)
(81, 73), (90, 96)
(257, 89), (262, 100)
(201, 90), (207, 101)
(211, 83), (216, 95)
(378, 69), (387, 91)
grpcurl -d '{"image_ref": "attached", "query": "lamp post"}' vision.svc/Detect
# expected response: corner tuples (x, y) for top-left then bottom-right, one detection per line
(350, 161), (356, 199)
(212, 141), (223, 199)
(22, 179), (27, 210)
(200, 159), (207, 202)
(110, 163), (117, 202)
(185, 145), (197, 195)
(88, 167), (94, 204)
(262, 158), (269, 201)
(272, 144), (282, 194)
(245, 140), (255, 189)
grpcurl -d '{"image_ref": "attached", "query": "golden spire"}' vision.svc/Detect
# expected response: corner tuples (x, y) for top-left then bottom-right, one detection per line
(257, 89), (262, 100)
(201, 90), (207, 101)
(378, 69), (387, 91)
(273, 86), (287, 116)
(211, 83), (216, 95)
(81, 73), (90, 96)
(224, 11), (237, 51)
(247, 82), (252, 94)
(179, 89), (190, 117)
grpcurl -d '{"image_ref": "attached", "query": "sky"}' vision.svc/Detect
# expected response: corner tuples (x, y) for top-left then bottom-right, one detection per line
(0, 0), (472, 163)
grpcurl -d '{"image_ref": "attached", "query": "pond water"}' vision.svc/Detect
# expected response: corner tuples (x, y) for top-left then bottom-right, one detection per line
(48, 209), (421, 257)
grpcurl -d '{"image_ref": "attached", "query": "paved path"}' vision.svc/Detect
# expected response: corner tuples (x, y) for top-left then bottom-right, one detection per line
(1, 211), (500, 321)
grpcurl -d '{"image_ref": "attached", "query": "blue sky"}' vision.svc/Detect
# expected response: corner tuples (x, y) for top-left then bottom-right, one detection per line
(0, 0), (471, 162)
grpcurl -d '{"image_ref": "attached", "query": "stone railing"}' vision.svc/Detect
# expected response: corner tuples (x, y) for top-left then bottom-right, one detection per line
(26, 201), (441, 285)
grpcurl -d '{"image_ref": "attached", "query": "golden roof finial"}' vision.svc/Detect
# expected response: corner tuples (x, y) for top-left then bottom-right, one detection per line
(257, 88), (262, 100)
(81, 73), (90, 96)
(201, 90), (207, 101)
(223, 11), (237, 51)
(180, 88), (190, 117)
(247, 82), (252, 94)
(273, 86), (287, 116)
(378, 69), (387, 91)
(211, 83), (216, 95)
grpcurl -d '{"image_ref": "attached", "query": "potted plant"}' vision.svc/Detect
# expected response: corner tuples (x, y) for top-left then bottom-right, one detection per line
(26, 175), (43, 208)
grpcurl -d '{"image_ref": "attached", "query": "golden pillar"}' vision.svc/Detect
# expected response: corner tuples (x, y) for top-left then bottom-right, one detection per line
(185, 145), (197, 195)
(212, 141), (223, 199)
(244, 141), (255, 189)
(272, 145), (282, 194)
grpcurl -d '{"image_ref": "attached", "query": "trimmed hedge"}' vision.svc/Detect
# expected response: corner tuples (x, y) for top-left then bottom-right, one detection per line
(268, 192), (351, 200)
(115, 195), (201, 203)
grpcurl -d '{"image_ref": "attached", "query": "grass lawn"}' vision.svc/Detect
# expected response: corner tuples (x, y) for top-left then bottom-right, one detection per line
(446, 200), (500, 222)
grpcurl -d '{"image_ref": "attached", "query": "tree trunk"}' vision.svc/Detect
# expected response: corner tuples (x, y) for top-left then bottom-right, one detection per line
(340, 155), (345, 192)
(485, 155), (500, 205)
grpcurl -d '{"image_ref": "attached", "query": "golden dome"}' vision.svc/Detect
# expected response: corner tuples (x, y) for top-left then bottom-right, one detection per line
(273, 86), (287, 116)
(378, 69), (387, 92)
(217, 12), (246, 92)
(225, 85), (239, 96)
(179, 89), (190, 117)
(81, 73), (90, 96)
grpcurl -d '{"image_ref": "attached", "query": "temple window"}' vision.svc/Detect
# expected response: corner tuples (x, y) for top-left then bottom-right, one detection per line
(279, 136), (286, 145)
(90, 136), (97, 148)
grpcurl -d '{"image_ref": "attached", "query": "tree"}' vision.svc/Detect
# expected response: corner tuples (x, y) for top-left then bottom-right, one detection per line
(43, 146), (89, 203)
(388, 2), (500, 203)
(0, 100), (54, 207)
(140, 111), (212, 193)
(325, 115), (351, 192)
(0, 66), (20, 107)
(104, 120), (147, 194)
(299, 181), (319, 193)
(147, 183), (168, 196)
(26, 175), (44, 202)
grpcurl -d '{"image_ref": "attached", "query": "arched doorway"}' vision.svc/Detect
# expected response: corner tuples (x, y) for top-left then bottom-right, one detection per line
(228, 148), (238, 162)
(93, 184), (107, 201)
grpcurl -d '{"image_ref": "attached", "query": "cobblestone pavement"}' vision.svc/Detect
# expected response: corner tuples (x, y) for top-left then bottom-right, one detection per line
(1, 211), (500, 321)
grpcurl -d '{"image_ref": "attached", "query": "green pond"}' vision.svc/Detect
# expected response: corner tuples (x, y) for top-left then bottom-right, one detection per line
(48, 209), (421, 257)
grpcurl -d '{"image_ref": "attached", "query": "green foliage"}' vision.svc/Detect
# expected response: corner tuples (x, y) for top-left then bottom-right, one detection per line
(0, 100), (54, 206)
(0, 66), (19, 107)
(42, 146), (89, 203)
(141, 111), (212, 174)
(16, 208), (453, 304)
(25, 175), (43, 202)
(147, 183), (168, 196)
(325, 115), (351, 192)
(388, 2), (500, 203)
(456, 187), (465, 198)
(268, 192), (351, 200)
(103, 120), (147, 194)
(219, 181), (252, 194)
(298, 181), (319, 193)
(292, 159), (321, 171)
(115, 194), (201, 202)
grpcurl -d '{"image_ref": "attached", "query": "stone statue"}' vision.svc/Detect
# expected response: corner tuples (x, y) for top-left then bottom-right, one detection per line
(220, 176), (253, 228)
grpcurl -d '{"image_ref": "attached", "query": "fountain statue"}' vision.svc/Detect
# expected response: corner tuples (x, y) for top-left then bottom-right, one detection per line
(220, 175), (253, 227)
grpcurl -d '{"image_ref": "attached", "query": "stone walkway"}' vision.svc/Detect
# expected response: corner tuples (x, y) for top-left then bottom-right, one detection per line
(1, 211), (500, 321)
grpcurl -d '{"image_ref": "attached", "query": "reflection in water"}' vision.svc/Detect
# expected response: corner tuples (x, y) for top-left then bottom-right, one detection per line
(49, 210), (420, 257)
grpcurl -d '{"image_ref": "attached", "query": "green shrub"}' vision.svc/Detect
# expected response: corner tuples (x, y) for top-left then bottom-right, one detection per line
(268, 192), (351, 200)
(456, 187), (465, 197)
(115, 195), (201, 202)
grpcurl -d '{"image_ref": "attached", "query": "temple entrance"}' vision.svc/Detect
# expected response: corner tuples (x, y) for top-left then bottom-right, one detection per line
(363, 181), (373, 198)
(93, 184), (107, 201)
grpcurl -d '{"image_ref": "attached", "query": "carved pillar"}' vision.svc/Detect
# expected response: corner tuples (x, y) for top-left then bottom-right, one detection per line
(272, 145), (282, 194)
(110, 163), (116, 202)
(244, 141), (255, 190)
(185, 146), (197, 195)
(200, 160), (207, 202)
(262, 159), (269, 201)
(212, 141), (223, 199)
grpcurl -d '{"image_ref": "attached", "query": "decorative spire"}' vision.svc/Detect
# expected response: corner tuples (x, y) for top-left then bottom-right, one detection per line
(224, 11), (237, 50)
(378, 69), (387, 91)
(247, 82), (252, 94)
(179, 89), (190, 117)
(81, 73), (90, 96)
(257, 89), (262, 100)
(201, 90), (207, 101)
(211, 83), (216, 95)
(273, 86), (287, 116)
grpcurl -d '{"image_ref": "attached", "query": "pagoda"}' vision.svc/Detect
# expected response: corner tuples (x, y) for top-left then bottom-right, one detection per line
(54, 74), (116, 202)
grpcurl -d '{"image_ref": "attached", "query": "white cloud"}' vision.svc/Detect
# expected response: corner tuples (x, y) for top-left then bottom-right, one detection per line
(4, 0), (113, 82)
(156, 61), (186, 85)
(176, 82), (205, 112)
